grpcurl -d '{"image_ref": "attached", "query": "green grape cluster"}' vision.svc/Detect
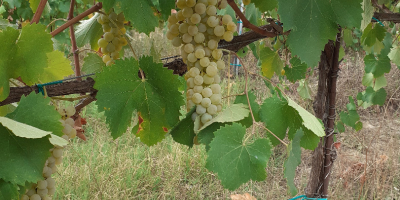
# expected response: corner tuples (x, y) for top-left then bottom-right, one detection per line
(20, 106), (76, 200)
(97, 10), (128, 66)
(167, 0), (237, 125)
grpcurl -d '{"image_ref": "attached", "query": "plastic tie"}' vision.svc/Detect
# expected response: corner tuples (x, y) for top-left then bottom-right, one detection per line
(372, 17), (384, 27)
(230, 63), (242, 67)
(289, 195), (328, 200)
(237, 20), (242, 23)
(36, 80), (63, 95)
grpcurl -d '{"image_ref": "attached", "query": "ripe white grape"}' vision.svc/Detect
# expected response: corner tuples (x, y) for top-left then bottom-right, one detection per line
(182, 7), (194, 18)
(179, 23), (189, 33)
(192, 93), (203, 104)
(227, 21), (237, 31)
(194, 32), (205, 43)
(214, 25), (225, 37)
(189, 67), (200, 77)
(219, 0), (228, 9)
(177, 0), (186, 8)
(106, 43), (116, 53)
(204, 47), (212, 57)
(65, 106), (76, 117)
(206, 5), (217, 16)
(210, 84), (221, 94)
(21, 195), (29, 200)
(217, 104), (222, 112)
(191, 112), (198, 121)
(208, 39), (218, 50)
(186, 0), (196, 7)
(103, 32), (114, 42)
(208, 0), (218, 5)
(52, 148), (63, 158)
(198, 0), (208, 4)
(191, 13), (201, 24)
(188, 25), (199, 36)
(176, 10), (186, 21)
(166, 31), (176, 40)
(195, 49), (205, 58)
(203, 74), (214, 84)
(193, 85), (203, 93)
(222, 14), (232, 25)
(214, 74), (221, 84)
(212, 49), (223, 60)
(206, 65), (218, 76)
(201, 113), (212, 124)
(207, 16), (218, 27)
(46, 178), (55, 189)
(30, 194), (41, 200)
(216, 60), (225, 70)
(184, 44), (195, 53)
(98, 38), (108, 48)
(202, 88), (213, 98)
(172, 37), (182, 47)
(187, 53), (198, 63)
(198, 23), (207, 33)
(37, 188), (48, 197)
(210, 94), (222, 104)
(195, 3), (207, 14)
(187, 100), (195, 109)
(182, 33), (193, 43)
(170, 24), (180, 35)
(102, 54), (111, 64)
(196, 105), (207, 115)
(37, 179), (47, 189)
(194, 75), (204, 85)
(200, 57), (210, 67)
(223, 31), (234, 42)
(207, 104), (218, 115)
(55, 157), (63, 165)
(243, 0), (251, 5)
(168, 14), (178, 24)
(201, 98), (211, 108)
(187, 77), (195, 88)
(48, 188), (55, 195)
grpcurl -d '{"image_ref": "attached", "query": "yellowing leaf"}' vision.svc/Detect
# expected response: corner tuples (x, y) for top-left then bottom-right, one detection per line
(260, 46), (283, 78)
(39, 51), (74, 83)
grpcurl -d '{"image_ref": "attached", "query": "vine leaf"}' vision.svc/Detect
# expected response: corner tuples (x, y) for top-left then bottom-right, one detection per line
(0, 179), (19, 200)
(75, 12), (104, 50)
(360, 0), (374, 31)
(252, 0), (277, 12)
(206, 123), (272, 190)
(94, 57), (184, 145)
(0, 18), (17, 30)
(278, 0), (362, 67)
(82, 53), (105, 74)
(260, 46), (284, 78)
(169, 107), (196, 148)
(39, 51), (74, 83)
(0, 116), (66, 186)
(98, 0), (159, 34)
(357, 86), (387, 106)
(297, 79), (312, 100)
(197, 104), (249, 132)
(197, 122), (227, 151)
(361, 23), (386, 47)
(284, 128), (303, 196)
(284, 57), (307, 83)
(233, 91), (260, 128)
(338, 97), (362, 132)
(259, 96), (323, 150)
(158, 0), (175, 21)
(244, 3), (261, 26)
(6, 92), (65, 137)
(364, 33), (392, 78)
(388, 45), (400, 67)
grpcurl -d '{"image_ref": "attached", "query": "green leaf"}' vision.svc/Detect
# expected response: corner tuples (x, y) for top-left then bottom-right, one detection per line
(360, 0), (374, 31)
(0, 27), (19, 102)
(197, 122), (227, 151)
(343, 29), (354, 46)
(198, 104), (249, 132)
(169, 108), (196, 148)
(339, 97), (361, 130)
(260, 46), (284, 78)
(297, 79), (312, 100)
(278, 0), (362, 67)
(6, 92), (64, 137)
(0, 179), (19, 200)
(233, 91), (260, 127)
(0, 18), (17, 30)
(99, 0), (159, 34)
(0, 118), (53, 185)
(374, 75), (387, 90)
(359, 87), (387, 106)
(361, 23), (386, 47)
(259, 96), (323, 149)
(252, 0), (277, 12)
(38, 51), (74, 83)
(159, 0), (175, 21)
(284, 128), (304, 196)
(206, 123), (272, 190)
(284, 57), (308, 83)
(75, 13), (104, 50)
(245, 3), (261, 26)
(364, 54), (391, 78)
(362, 73), (374, 87)
(94, 57), (184, 145)
(388, 45), (400, 66)
(82, 53), (105, 74)
(4, 0), (22, 8)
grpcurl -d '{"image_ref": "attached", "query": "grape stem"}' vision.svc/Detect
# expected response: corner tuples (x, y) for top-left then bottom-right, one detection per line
(227, 50), (288, 147)
(226, 0), (277, 37)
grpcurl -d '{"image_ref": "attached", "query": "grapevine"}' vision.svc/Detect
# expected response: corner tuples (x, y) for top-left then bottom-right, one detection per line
(167, 0), (236, 126)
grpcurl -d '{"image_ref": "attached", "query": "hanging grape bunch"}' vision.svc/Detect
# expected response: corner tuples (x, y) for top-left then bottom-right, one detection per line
(20, 106), (76, 200)
(167, 0), (237, 126)
(97, 10), (128, 66)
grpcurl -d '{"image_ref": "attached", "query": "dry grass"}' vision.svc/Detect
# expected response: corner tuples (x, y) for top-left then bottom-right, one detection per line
(53, 29), (400, 199)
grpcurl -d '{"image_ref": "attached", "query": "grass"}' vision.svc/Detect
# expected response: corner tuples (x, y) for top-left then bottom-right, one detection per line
(52, 29), (400, 199)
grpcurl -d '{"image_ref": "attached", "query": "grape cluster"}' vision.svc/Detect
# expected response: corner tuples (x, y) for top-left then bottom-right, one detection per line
(97, 10), (128, 66)
(20, 106), (76, 200)
(167, 0), (237, 125)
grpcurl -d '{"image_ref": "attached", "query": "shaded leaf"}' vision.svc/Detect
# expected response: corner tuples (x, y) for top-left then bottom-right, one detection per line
(169, 107), (196, 148)
(284, 128), (304, 196)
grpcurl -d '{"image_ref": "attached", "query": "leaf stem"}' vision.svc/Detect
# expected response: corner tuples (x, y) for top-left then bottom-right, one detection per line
(257, 122), (288, 146)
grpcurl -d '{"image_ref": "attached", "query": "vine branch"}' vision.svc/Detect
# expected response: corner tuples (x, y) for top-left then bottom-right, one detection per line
(50, 2), (102, 37)
(31, 0), (47, 24)
(68, 0), (82, 81)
